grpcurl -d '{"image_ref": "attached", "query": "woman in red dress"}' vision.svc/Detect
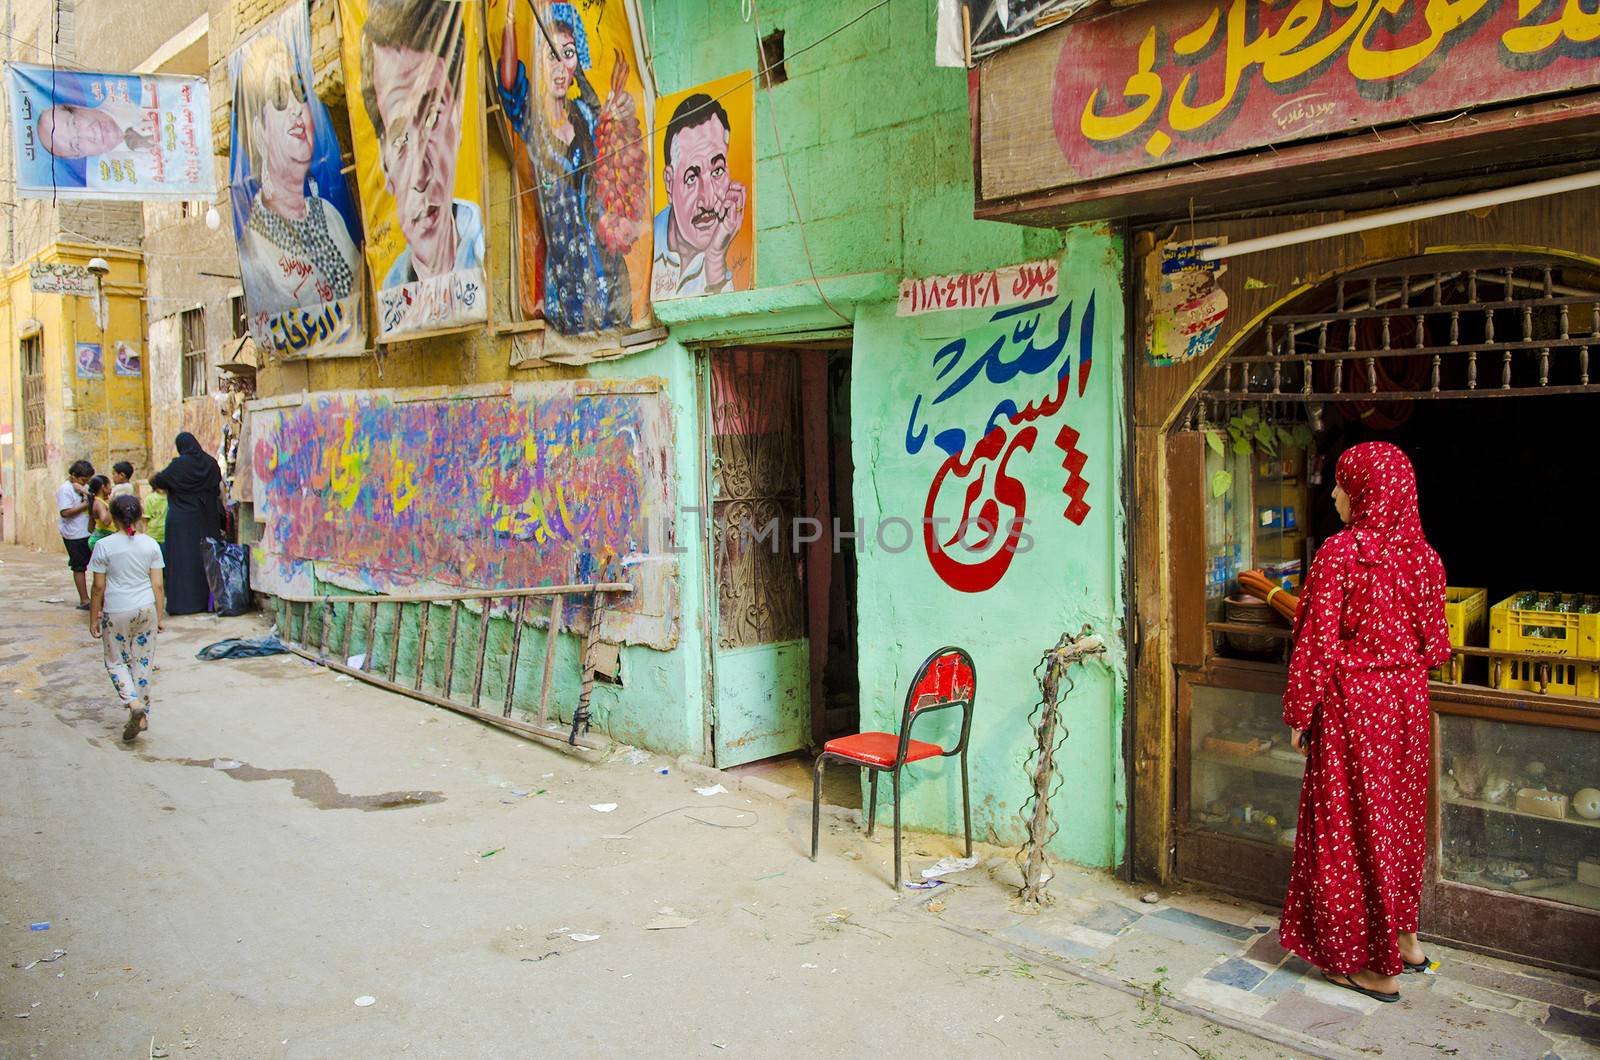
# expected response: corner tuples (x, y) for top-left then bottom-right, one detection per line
(1279, 441), (1451, 1002)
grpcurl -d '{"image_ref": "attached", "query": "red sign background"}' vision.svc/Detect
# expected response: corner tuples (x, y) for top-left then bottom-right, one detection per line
(1052, 0), (1600, 183)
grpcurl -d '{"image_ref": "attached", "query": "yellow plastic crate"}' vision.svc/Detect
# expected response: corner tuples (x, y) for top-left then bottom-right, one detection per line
(1489, 591), (1600, 699)
(1432, 587), (1487, 683)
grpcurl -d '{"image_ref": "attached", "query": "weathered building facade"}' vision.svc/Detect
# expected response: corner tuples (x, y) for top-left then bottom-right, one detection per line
(212, 0), (1132, 870)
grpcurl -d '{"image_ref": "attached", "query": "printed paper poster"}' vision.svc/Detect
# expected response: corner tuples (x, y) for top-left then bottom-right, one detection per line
(651, 72), (754, 301)
(489, 0), (655, 335)
(339, 0), (488, 340)
(4, 63), (216, 200)
(228, 0), (367, 359)
(75, 342), (104, 379)
(113, 341), (142, 377)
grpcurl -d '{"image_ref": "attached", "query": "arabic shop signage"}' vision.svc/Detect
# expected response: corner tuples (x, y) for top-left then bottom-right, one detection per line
(1048, 0), (1600, 185)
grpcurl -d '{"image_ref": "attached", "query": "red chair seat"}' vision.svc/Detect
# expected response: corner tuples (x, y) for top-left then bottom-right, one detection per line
(823, 731), (943, 768)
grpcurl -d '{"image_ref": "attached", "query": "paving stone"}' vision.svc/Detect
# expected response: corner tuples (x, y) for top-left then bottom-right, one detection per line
(1448, 961), (1594, 1011)
(1163, 892), (1261, 928)
(1542, 1005), (1600, 1044)
(1096, 929), (1219, 987)
(997, 921), (1102, 961)
(1182, 975), (1276, 1018)
(1255, 963), (1310, 1000)
(1078, 901), (1144, 937)
(1262, 993), (1364, 1038)
(1131, 913), (1250, 956)
(1447, 983), (1521, 1011)
(1241, 929), (1289, 967)
(1344, 980), (1564, 1060)
(1300, 973), (1384, 1014)
(1150, 906), (1257, 940)
(1203, 956), (1268, 991)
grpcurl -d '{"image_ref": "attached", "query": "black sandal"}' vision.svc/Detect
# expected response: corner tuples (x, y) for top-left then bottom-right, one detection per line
(1403, 955), (1436, 974)
(1322, 971), (1400, 1003)
(122, 708), (145, 742)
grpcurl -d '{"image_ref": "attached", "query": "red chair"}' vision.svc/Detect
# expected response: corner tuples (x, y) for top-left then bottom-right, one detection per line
(811, 646), (976, 889)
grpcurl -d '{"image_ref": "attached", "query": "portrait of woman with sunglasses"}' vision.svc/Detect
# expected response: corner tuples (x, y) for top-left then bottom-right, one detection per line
(233, 32), (362, 317)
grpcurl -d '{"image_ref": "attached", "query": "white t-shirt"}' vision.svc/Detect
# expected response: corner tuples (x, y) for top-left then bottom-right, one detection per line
(89, 532), (165, 614)
(57, 481), (88, 539)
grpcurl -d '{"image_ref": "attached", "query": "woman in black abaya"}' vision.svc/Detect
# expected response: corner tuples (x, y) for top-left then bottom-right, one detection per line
(150, 433), (223, 615)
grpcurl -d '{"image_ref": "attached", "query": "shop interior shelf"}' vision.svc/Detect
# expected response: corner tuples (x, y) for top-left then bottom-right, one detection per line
(1442, 795), (1600, 831)
(1195, 749), (1306, 781)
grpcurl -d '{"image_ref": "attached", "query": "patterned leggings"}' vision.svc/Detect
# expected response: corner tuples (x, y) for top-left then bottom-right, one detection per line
(101, 607), (157, 711)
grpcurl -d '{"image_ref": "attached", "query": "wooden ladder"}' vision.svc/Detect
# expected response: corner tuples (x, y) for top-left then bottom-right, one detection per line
(271, 582), (631, 755)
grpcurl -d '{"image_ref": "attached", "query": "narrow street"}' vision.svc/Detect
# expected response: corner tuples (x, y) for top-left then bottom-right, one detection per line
(0, 546), (1287, 1059)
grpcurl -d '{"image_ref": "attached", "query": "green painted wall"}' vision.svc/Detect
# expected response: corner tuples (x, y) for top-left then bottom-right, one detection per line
(644, 1), (1129, 864)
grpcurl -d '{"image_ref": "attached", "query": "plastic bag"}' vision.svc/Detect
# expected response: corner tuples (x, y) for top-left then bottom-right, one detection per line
(195, 634), (287, 661)
(201, 537), (253, 616)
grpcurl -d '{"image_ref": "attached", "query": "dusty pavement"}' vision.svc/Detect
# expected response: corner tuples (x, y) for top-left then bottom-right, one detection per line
(0, 544), (1289, 1059)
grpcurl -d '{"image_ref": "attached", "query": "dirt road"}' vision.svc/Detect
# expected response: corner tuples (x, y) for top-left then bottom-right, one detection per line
(0, 545), (1285, 1059)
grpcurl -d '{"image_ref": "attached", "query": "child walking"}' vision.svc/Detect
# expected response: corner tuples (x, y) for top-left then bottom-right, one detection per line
(89, 495), (166, 741)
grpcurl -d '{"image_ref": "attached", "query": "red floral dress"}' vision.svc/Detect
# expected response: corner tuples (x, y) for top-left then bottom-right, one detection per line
(1279, 442), (1451, 977)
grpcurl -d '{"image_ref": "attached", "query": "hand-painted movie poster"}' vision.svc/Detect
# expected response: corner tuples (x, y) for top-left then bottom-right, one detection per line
(228, 1), (367, 360)
(4, 63), (216, 200)
(490, 0), (654, 335)
(651, 72), (754, 300)
(339, 0), (488, 341)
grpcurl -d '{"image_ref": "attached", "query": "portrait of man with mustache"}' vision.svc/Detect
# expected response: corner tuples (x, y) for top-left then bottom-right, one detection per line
(652, 92), (748, 299)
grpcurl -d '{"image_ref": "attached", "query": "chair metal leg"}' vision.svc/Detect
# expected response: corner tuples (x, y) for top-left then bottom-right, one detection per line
(892, 768), (903, 891)
(866, 769), (879, 838)
(811, 754), (825, 860)
(961, 751), (973, 857)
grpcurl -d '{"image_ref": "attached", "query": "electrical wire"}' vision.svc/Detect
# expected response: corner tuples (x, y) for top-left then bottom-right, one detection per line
(750, 0), (853, 325)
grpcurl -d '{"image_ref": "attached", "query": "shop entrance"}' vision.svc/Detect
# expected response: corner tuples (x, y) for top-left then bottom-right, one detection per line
(1165, 251), (1600, 976)
(702, 345), (858, 768)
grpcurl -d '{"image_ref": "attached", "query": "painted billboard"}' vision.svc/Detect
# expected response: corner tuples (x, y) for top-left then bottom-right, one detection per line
(249, 381), (679, 647)
(491, 0), (655, 335)
(229, 0), (367, 360)
(4, 63), (215, 200)
(1054, 0), (1600, 184)
(651, 72), (754, 301)
(338, 0), (487, 340)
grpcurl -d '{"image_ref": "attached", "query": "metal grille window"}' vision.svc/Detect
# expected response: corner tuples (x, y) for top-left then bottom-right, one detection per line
(1189, 254), (1600, 423)
(21, 335), (45, 468)
(181, 307), (207, 398)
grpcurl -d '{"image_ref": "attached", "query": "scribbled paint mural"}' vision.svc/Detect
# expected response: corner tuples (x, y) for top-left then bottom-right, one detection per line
(250, 380), (678, 647)
(903, 284), (1097, 593)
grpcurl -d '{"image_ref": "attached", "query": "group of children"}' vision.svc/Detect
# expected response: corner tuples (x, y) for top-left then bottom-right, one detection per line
(57, 461), (170, 742)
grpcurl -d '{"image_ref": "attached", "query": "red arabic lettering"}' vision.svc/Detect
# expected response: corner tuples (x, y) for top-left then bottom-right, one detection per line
(923, 425), (1035, 594)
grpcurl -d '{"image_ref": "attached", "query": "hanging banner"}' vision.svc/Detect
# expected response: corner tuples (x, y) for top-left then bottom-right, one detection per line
(651, 72), (754, 301)
(4, 63), (215, 201)
(490, 0), (654, 336)
(228, 1), (367, 360)
(339, 0), (488, 341)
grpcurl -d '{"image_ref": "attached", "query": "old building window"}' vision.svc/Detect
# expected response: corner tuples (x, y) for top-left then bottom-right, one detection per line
(230, 294), (248, 339)
(181, 307), (207, 398)
(21, 335), (46, 468)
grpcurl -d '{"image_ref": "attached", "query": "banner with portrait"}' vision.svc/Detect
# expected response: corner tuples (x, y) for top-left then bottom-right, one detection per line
(488, 0), (655, 337)
(4, 63), (216, 200)
(651, 72), (754, 301)
(228, 1), (367, 360)
(338, 0), (488, 341)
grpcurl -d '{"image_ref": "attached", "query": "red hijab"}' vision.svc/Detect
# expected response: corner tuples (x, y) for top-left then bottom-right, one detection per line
(1335, 441), (1426, 566)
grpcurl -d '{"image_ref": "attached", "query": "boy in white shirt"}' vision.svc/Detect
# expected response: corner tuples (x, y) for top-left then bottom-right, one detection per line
(56, 459), (95, 609)
(89, 494), (166, 741)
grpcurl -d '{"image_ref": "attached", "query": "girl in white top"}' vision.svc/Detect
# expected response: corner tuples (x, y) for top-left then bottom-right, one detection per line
(89, 494), (166, 741)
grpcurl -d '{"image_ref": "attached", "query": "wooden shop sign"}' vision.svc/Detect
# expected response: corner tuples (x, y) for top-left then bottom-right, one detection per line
(979, 0), (1600, 202)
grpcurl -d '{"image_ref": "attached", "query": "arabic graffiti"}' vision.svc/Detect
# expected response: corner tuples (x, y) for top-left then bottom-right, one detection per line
(905, 292), (1096, 593)
(1053, 0), (1600, 182)
(251, 385), (673, 612)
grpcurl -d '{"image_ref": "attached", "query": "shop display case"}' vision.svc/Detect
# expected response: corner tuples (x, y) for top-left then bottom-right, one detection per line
(1438, 713), (1600, 912)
